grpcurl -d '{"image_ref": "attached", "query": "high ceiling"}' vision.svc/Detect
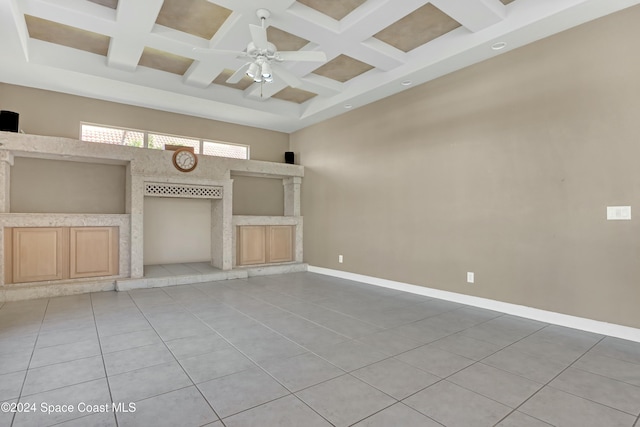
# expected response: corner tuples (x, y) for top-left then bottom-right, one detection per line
(0, 0), (638, 132)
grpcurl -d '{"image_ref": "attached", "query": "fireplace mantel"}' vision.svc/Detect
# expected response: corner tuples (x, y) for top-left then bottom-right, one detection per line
(0, 132), (304, 300)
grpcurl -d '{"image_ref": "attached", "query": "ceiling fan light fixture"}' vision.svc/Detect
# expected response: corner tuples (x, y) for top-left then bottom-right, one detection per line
(261, 61), (272, 80)
(246, 62), (260, 79)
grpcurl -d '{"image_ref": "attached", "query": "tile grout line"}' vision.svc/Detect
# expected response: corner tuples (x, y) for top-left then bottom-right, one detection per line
(12, 298), (50, 427)
(490, 334), (608, 426)
(127, 287), (229, 426)
(90, 291), (120, 427)
(187, 281), (421, 424)
(166, 286), (339, 426)
(376, 312), (550, 419)
(186, 279), (515, 426)
(189, 279), (535, 424)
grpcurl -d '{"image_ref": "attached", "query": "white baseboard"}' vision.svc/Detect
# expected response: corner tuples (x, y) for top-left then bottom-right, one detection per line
(308, 266), (640, 343)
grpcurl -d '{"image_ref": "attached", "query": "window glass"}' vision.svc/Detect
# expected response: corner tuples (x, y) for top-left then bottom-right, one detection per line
(148, 134), (200, 153)
(81, 124), (144, 147)
(203, 140), (248, 159)
(80, 123), (250, 160)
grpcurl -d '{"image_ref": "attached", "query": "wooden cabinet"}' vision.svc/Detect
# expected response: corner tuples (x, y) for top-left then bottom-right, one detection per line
(69, 227), (119, 279)
(236, 225), (294, 266)
(237, 225), (267, 266)
(5, 226), (119, 284)
(12, 227), (66, 283)
(267, 226), (294, 263)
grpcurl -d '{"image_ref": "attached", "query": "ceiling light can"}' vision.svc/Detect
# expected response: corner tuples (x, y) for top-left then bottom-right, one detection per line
(491, 41), (507, 50)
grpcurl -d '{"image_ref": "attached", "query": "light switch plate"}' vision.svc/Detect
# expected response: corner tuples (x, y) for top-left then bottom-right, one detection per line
(467, 272), (474, 283)
(607, 206), (631, 220)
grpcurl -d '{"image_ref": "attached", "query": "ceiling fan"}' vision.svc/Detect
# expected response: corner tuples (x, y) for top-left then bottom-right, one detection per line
(197, 9), (327, 88)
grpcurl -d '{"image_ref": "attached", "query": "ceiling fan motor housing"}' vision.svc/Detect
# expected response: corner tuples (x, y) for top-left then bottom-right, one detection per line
(246, 42), (277, 59)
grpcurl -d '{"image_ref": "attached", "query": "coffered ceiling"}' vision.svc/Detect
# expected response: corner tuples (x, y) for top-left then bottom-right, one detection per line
(0, 0), (638, 132)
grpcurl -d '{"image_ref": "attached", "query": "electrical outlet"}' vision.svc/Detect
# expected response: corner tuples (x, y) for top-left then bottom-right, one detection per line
(467, 272), (474, 283)
(338, 255), (343, 263)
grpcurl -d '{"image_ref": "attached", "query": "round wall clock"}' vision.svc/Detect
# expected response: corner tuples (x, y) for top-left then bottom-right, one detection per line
(172, 147), (197, 172)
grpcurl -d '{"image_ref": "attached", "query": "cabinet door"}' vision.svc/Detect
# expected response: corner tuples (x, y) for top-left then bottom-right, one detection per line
(12, 227), (65, 283)
(69, 227), (119, 279)
(267, 225), (294, 263)
(237, 226), (266, 265)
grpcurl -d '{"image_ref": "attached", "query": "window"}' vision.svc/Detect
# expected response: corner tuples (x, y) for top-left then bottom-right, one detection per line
(203, 140), (248, 159)
(80, 123), (249, 159)
(148, 134), (200, 153)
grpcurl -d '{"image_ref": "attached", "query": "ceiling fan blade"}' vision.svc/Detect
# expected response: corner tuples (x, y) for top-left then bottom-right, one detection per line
(276, 51), (327, 62)
(226, 63), (251, 84)
(249, 24), (269, 50)
(272, 64), (302, 88)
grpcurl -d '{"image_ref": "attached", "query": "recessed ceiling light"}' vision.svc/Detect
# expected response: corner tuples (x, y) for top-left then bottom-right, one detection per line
(491, 41), (507, 50)
(401, 80), (412, 86)
(344, 104), (353, 109)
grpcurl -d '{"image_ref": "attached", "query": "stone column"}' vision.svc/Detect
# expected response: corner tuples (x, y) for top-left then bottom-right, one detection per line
(211, 179), (233, 270)
(0, 151), (14, 213)
(128, 165), (145, 279)
(283, 176), (301, 217)
(221, 179), (233, 270)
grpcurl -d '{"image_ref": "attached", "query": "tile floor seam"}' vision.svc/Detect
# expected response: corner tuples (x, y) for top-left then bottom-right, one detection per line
(461, 320), (575, 385)
(340, 400), (399, 427)
(170, 296), (340, 426)
(7, 275), (639, 427)
(345, 402), (446, 427)
(239, 298), (367, 341)
(216, 283), (384, 336)
(161, 283), (372, 426)
(544, 383), (640, 418)
(125, 289), (226, 425)
(13, 297), (50, 427)
(90, 292), (120, 427)
(570, 363), (640, 390)
(17, 376), (108, 400)
(491, 334), (607, 426)
(25, 352), (103, 371)
(230, 281), (434, 331)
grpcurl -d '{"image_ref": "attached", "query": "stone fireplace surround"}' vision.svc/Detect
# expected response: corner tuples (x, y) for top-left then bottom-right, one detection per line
(0, 132), (304, 301)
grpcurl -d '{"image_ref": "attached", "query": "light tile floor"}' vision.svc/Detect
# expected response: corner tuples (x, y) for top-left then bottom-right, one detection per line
(1, 272), (639, 427)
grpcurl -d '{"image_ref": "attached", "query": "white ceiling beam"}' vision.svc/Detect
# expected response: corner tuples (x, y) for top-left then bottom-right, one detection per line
(182, 0), (300, 87)
(298, 74), (343, 96)
(20, 0), (116, 36)
(107, 0), (163, 72)
(429, 0), (506, 32)
(1, 0), (30, 61)
(183, 12), (249, 88)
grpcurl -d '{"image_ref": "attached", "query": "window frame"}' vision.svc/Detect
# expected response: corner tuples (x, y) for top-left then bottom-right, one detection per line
(80, 122), (250, 160)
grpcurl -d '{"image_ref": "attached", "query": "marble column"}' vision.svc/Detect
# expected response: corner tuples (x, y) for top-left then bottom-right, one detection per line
(283, 176), (301, 217)
(129, 168), (145, 279)
(211, 179), (233, 271)
(0, 151), (14, 213)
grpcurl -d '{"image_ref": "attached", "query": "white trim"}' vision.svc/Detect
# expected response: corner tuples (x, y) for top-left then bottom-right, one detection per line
(308, 266), (640, 343)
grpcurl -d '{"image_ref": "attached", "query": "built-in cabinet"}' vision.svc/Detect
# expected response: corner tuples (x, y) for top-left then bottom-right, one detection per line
(236, 225), (294, 266)
(4, 226), (119, 284)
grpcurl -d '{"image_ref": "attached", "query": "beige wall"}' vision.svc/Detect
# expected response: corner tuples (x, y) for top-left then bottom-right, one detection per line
(291, 7), (640, 328)
(0, 83), (290, 217)
(232, 175), (284, 216)
(0, 84), (289, 162)
(10, 157), (126, 214)
(143, 197), (212, 265)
